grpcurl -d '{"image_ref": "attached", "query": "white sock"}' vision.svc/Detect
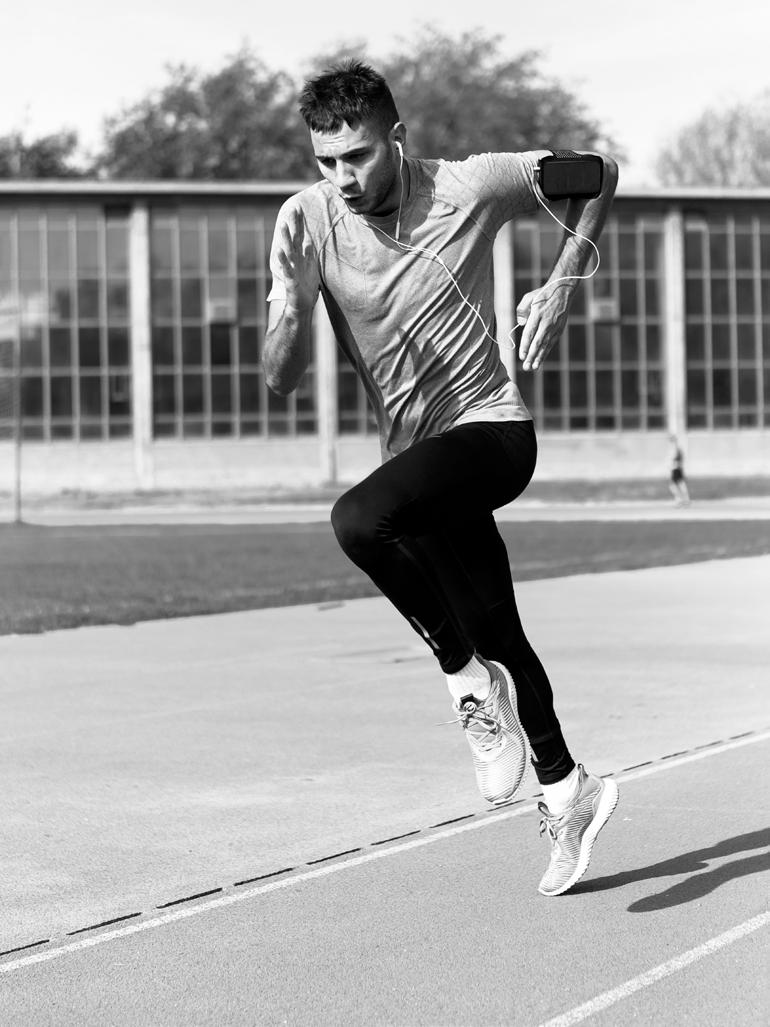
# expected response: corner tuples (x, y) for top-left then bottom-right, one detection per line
(541, 765), (581, 815)
(445, 655), (491, 702)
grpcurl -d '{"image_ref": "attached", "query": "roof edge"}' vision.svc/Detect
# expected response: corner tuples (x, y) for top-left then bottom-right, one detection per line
(0, 179), (769, 202)
(0, 179), (315, 197)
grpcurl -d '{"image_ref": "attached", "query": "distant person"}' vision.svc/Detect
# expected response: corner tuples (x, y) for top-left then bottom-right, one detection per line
(263, 60), (619, 895)
(668, 434), (691, 506)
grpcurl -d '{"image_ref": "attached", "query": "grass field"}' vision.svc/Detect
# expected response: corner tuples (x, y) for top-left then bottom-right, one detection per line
(2, 518), (769, 635)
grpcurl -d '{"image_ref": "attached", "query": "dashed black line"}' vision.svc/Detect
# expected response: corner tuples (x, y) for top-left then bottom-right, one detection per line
(371, 830), (422, 846)
(306, 848), (362, 865)
(3, 727), (768, 961)
(0, 939), (50, 958)
(234, 867), (295, 887)
(429, 813), (476, 829)
(156, 888), (223, 910)
(66, 913), (142, 936)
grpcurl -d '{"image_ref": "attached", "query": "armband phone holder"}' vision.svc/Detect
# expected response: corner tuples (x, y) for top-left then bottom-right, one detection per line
(537, 150), (603, 200)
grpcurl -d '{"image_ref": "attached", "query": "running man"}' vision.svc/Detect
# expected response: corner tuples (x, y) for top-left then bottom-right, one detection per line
(264, 60), (619, 895)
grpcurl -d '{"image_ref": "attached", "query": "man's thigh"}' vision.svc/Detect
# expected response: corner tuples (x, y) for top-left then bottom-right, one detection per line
(356, 427), (509, 535)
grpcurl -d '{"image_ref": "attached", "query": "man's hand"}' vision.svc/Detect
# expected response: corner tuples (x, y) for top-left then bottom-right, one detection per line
(263, 208), (319, 396)
(275, 209), (320, 312)
(516, 285), (572, 371)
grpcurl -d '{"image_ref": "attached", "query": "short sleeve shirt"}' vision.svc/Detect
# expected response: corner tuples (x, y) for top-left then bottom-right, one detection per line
(268, 151), (540, 459)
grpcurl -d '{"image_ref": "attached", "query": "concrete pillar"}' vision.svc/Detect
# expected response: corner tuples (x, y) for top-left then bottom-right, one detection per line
(313, 301), (338, 485)
(662, 208), (686, 442)
(493, 221), (516, 379)
(129, 202), (155, 488)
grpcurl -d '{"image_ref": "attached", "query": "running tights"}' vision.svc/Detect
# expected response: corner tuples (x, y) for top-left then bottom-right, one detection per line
(330, 419), (574, 785)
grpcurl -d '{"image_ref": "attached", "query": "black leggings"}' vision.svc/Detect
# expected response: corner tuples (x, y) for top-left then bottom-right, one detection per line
(331, 419), (574, 785)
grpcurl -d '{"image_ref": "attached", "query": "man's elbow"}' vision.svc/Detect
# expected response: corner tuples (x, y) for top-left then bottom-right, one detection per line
(264, 369), (296, 397)
(602, 154), (619, 192)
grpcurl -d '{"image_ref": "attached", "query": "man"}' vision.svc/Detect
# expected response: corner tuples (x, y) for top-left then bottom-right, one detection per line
(668, 433), (691, 506)
(264, 60), (619, 896)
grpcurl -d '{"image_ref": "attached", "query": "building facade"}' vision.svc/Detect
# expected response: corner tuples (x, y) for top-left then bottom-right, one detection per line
(0, 180), (768, 493)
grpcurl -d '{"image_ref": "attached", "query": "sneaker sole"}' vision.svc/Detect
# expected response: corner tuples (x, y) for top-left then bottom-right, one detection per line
(538, 777), (619, 896)
(486, 660), (529, 805)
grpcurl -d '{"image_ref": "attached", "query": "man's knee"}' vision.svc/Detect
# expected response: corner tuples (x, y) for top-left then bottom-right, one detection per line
(331, 486), (386, 556)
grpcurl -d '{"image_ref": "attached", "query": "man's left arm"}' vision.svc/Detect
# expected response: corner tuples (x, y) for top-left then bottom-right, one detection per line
(517, 151), (619, 371)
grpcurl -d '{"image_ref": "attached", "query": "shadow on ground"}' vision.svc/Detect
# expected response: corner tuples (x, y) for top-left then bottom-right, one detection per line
(574, 827), (770, 911)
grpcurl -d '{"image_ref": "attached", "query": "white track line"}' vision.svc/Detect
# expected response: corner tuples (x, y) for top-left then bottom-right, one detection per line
(1, 729), (769, 975)
(538, 910), (770, 1027)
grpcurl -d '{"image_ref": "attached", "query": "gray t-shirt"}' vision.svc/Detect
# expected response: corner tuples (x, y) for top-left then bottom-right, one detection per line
(268, 151), (539, 459)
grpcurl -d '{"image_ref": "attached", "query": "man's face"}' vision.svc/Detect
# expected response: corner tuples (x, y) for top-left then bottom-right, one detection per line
(310, 118), (402, 217)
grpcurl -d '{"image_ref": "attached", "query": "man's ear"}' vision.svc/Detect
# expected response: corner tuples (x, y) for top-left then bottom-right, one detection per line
(390, 123), (407, 154)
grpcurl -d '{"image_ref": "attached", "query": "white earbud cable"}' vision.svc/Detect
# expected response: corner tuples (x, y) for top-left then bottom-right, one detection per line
(370, 151), (601, 353)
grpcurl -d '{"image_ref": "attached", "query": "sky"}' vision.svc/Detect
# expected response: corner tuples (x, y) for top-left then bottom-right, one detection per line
(2, 0), (768, 186)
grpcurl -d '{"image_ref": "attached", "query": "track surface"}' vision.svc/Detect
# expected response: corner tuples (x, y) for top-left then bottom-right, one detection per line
(2, 498), (770, 634)
(3, 737), (767, 1026)
(1, 545), (767, 1024)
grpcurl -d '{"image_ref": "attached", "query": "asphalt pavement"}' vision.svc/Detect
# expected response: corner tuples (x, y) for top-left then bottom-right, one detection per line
(1, 554), (768, 1025)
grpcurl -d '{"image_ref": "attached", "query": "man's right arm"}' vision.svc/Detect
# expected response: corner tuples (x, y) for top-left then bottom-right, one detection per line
(263, 206), (320, 396)
(263, 300), (315, 396)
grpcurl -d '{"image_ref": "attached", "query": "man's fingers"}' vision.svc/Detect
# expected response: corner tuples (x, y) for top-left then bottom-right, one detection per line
(280, 211), (305, 251)
(521, 325), (551, 370)
(521, 335), (539, 370)
(285, 206), (303, 233)
(280, 213), (316, 270)
(275, 246), (292, 272)
(525, 341), (545, 371)
(518, 316), (539, 364)
(278, 221), (294, 262)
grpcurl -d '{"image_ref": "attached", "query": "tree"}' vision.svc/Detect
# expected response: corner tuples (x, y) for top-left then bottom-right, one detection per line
(0, 130), (85, 178)
(92, 32), (615, 180)
(201, 50), (312, 179)
(656, 91), (770, 187)
(96, 49), (311, 180)
(378, 27), (612, 159)
(300, 27), (613, 160)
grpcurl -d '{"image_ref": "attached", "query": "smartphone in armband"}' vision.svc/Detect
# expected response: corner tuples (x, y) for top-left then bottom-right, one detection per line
(537, 151), (604, 200)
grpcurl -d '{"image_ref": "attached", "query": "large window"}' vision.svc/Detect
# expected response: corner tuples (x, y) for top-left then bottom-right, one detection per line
(4, 193), (767, 450)
(150, 206), (316, 439)
(511, 212), (666, 431)
(685, 212), (770, 428)
(0, 205), (131, 440)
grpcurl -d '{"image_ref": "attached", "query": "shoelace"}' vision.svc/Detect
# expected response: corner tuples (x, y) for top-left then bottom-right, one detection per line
(539, 802), (573, 844)
(539, 809), (561, 842)
(440, 697), (505, 752)
(538, 768), (587, 840)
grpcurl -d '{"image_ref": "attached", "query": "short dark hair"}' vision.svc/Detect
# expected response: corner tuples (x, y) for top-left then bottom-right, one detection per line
(298, 60), (400, 137)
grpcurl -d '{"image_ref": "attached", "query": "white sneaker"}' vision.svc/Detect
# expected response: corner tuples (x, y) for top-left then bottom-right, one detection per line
(538, 765), (619, 895)
(452, 658), (528, 805)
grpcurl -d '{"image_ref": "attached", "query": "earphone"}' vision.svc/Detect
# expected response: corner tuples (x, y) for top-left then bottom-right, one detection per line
(393, 140), (404, 239)
(371, 147), (600, 353)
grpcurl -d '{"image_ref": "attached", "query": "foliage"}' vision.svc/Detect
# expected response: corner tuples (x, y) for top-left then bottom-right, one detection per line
(95, 49), (310, 180)
(380, 27), (611, 159)
(1, 31), (617, 181)
(656, 91), (770, 187)
(302, 27), (614, 160)
(0, 130), (85, 178)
